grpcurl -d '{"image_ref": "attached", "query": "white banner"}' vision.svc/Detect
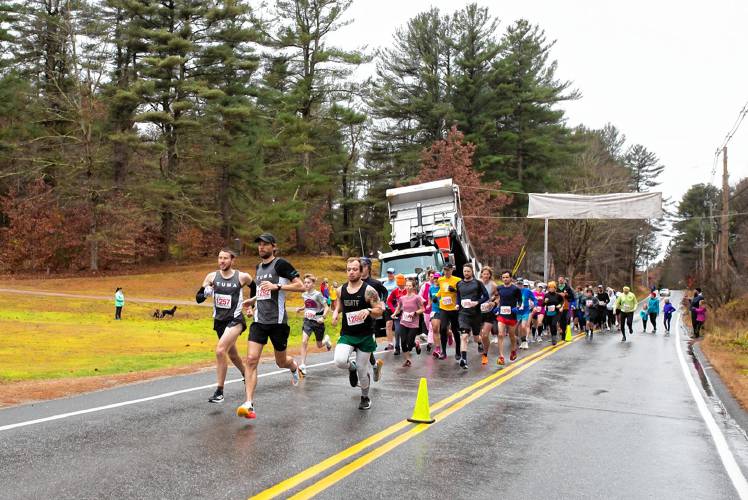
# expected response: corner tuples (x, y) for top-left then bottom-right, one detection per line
(527, 192), (663, 219)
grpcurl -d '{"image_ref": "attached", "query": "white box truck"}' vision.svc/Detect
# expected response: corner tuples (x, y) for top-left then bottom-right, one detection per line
(378, 178), (481, 280)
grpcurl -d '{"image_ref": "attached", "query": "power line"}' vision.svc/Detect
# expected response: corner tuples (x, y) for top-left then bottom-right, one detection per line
(712, 100), (748, 180)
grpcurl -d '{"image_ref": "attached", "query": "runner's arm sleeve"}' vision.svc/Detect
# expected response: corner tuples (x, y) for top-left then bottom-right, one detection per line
(386, 290), (397, 312)
(275, 258), (300, 280)
(196, 287), (207, 304)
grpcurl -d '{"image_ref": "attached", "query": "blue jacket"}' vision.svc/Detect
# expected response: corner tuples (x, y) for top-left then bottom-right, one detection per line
(647, 297), (660, 315)
(663, 302), (676, 318)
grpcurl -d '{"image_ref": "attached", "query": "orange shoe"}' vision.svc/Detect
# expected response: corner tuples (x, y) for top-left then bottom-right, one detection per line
(497, 355), (505, 366)
(481, 354), (488, 365)
(236, 402), (256, 419)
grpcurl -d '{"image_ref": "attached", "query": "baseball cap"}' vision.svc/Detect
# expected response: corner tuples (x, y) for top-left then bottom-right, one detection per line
(254, 232), (276, 244)
(433, 272), (441, 279)
(443, 263), (455, 269)
(386, 267), (395, 274)
(522, 279), (531, 286)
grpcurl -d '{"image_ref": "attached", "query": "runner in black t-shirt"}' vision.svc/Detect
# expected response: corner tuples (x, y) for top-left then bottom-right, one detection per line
(236, 233), (306, 420)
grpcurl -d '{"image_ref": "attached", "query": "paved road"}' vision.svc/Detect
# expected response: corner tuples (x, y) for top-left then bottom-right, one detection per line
(1, 291), (746, 499)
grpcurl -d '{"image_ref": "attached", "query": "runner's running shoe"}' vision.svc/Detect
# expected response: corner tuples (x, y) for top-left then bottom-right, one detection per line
(385, 343), (394, 351)
(208, 390), (224, 403)
(236, 401), (256, 419)
(481, 354), (488, 365)
(291, 367), (301, 386)
(510, 350), (517, 361)
(520, 341), (528, 350)
(323, 335), (332, 351)
(415, 340), (422, 355)
(459, 358), (468, 370)
(455, 352), (461, 361)
(373, 359), (384, 382)
(497, 356), (505, 366)
(438, 352), (447, 360)
(349, 361), (358, 387)
(432, 348), (441, 359)
(359, 396), (372, 410)
(299, 364), (307, 377)
(402, 359), (411, 367)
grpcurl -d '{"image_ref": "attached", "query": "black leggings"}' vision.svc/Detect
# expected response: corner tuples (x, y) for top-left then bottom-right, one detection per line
(115, 306), (122, 319)
(620, 312), (634, 334)
(440, 309), (460, 354)
(398, 325), (420, 353)
(664, 315), (672, 331)
(648, 313), (657, 331)
(545, 314), (560, 336)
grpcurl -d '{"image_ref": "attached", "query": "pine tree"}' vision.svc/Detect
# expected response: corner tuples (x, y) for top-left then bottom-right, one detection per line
(481, 19), (579, 196)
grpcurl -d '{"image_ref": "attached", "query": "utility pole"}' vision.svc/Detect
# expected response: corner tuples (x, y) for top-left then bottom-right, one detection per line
(718, 146), (730, 272)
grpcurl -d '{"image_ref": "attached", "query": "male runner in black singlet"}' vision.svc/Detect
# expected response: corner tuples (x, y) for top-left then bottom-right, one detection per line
(196, 248), (252, 403)
(332, 258), (384, 410)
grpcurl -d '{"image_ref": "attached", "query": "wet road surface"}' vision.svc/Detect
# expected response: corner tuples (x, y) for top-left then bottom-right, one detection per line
(1, 291), (746, 499)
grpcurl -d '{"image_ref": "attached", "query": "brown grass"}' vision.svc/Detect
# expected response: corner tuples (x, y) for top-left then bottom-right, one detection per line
(700, 294), (748, 409)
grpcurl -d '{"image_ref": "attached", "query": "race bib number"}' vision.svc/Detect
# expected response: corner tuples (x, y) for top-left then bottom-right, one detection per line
(500, 306), (511, 315)
(346, 310), (365, 326)
(586, 300), (593, 307)
(304, 310), (316, 320)
(257, 286), (272, 301)
(441, 296), (452, 306)
(547, 305), (556, 312)
(402, 311), (415, 322)
(480, 302), (492, 313)
(461, 299), (474, 309)
(215, 294), (232, 309)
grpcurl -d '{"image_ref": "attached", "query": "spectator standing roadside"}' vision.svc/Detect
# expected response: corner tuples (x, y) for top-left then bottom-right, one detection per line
(692, 300), (707, 338)
(690, 288), (704, 336)
(114, 288), (124, 320)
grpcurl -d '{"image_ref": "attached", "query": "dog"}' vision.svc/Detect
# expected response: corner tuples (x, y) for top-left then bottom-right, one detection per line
(153, 306), (177, 319)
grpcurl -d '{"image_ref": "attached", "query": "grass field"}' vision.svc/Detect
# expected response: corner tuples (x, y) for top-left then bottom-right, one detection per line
(0, 254), (349, 383)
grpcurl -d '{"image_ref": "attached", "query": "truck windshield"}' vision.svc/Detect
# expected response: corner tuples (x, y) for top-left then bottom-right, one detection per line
(380, 254), (439, 279)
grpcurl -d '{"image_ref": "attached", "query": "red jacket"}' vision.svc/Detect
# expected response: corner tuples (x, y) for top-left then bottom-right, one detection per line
(387, 287), (407, 313)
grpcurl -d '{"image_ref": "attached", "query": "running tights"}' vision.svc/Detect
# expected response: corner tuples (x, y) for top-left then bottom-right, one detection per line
(664, 315), (672, 331)
(439, 310), (460, 354)
(648, 313), (657, 331)
(620, 312), (634, 334)
(334, 344), (371, 396)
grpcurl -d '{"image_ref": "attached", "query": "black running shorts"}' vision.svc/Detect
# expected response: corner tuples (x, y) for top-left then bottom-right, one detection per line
(458, 312), (481, 336)
(213, 316), (247, 338)
(302, 318), (326, 342)
(249, 322), (291, 351)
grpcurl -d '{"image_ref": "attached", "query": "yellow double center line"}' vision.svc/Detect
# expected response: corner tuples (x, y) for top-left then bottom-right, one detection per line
(252, 333), (584, 500)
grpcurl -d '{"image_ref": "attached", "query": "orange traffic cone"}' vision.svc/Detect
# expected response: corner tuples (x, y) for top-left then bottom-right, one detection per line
(407, 377), (435, 424)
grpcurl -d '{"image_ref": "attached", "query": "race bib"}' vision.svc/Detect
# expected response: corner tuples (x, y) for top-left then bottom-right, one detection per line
(215, 294), (232, 309)
(586, 300), (593, 307)
(461, 299), (474, 309)
(346, 310), (365, 326)
(500, 306), (511, 315)
(547, 305), (556, 312)
(304, 310), (316, 320)
(257, 286), (272, 301)
(441, 296), (452, 306)
(480, 302), (492, 313)
(402, 311), (415, 323)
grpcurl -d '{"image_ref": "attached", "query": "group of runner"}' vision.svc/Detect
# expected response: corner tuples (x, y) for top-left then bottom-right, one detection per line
(196, 235), (676, 418)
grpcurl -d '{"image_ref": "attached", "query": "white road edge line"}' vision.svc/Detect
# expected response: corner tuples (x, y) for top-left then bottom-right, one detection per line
(0, 351), (388, 432)
(675, 310), (748, 499)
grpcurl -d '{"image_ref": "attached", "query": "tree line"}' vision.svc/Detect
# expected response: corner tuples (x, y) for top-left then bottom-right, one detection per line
(0, 0), (664, 283)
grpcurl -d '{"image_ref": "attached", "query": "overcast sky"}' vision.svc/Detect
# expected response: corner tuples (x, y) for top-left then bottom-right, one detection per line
(322, 0), (748, 253)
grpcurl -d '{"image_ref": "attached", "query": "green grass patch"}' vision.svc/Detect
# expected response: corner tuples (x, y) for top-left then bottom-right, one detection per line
(0, 293), (336, 382)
